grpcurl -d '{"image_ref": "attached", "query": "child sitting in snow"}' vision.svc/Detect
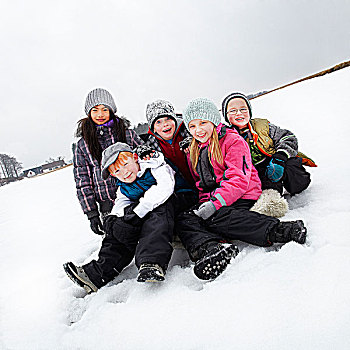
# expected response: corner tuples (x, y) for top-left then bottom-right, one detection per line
(64, 142), (176, 293)
(221, 92), (316, 217)
(176, 98), (307, 281)
(142, 99), (198, 214)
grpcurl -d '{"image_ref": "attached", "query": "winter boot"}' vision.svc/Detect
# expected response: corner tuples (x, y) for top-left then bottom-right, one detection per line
(137, 263), (165, 282)
(269, 220), (307, 244)
(250, 189), (288, 218)
(63, 262), (98, 293)
(193, 242), (239, 280)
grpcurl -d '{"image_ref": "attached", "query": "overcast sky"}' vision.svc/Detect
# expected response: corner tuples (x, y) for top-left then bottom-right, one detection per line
(1, 0), (349, 169)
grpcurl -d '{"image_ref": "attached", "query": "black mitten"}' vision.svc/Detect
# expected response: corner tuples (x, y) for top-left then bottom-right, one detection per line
(135, 145), (155, 159)
(89, 216), (104, 235)
(179, 137), (192, 151)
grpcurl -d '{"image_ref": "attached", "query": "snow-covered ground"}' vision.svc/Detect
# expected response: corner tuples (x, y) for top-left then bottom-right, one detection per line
(1, 67), (350, 350)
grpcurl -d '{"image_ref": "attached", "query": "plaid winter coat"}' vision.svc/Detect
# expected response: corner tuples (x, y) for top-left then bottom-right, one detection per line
(73, 124), (143, 217)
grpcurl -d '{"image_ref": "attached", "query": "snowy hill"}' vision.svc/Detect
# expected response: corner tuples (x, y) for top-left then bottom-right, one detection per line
(1, 67), (350, 350)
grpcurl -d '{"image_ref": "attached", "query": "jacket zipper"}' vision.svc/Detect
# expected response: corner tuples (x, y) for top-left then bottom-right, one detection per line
(242, 155), (249, 175)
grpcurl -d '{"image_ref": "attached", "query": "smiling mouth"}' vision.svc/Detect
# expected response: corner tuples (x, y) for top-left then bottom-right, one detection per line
(162, 128), (172, 133)
(235, 117), (245, 122)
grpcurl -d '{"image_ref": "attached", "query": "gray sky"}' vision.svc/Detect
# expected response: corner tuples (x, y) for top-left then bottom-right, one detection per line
(1, 0), (349, 169)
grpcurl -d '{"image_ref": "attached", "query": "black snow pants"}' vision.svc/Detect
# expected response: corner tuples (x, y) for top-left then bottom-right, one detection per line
(83, 197), (175, 288)
(176, 199), (279, 261)
(257, 156), (311, 196)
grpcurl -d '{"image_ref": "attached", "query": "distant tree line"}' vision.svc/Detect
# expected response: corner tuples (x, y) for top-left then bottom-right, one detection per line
(133, 122), (148, 135)
(0, 154), (23, 179)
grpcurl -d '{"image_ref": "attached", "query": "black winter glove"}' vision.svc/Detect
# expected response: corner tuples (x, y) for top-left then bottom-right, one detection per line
(123, 205), (143, 226)
(89, 216), (104, 235)
(135, 145), (155, 160)
(179, 136), (192, 151)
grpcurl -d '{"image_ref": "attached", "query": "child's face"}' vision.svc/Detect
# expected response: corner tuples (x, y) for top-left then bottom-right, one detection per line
(90, 104), (110, 125)
(153, 116), (176, 140)
(226, 98), (250, 129)
(108, 154), (140, 183)
(188, 119), (215, 143)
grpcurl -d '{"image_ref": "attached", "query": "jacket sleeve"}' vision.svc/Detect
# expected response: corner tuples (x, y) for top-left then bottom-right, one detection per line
(126, 129), (144, 149)
(133, 163), (175, 218)
(269, 123), (298, 158)
(210, 137), (253, 210)
(110, 188), (133, 217)
(72, 142), (98, 217)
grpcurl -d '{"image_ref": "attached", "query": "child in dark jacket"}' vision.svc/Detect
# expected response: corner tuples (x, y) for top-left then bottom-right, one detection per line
(142, 100), (198, 213)
(64, 142), (176, 293)
(73, 88), (143, 236)
(221, 92), (315, 217)
(176, 98), (307, 281)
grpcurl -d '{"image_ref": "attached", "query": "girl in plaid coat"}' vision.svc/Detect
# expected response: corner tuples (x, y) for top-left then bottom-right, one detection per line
(73, 88), (143, 235)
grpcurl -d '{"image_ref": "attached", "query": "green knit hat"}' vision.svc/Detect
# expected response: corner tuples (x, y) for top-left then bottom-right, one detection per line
(183, 98), (222, 131)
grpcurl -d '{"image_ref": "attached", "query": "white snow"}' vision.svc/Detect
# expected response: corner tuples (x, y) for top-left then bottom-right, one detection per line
(1, 67), (350, 350)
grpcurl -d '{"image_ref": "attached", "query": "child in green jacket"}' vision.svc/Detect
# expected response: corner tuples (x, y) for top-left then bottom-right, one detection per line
(221, 92), (315, 217)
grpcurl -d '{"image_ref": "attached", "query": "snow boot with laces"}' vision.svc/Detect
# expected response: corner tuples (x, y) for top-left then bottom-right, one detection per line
(269, 220), (307, 244)
(193, 241), (239, 280)
(63, 262), (99, 293)
(137, 263), (165, 282)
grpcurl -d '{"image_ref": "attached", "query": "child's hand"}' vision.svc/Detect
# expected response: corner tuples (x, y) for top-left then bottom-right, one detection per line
(193, 201), (216, 220)
(266, 154), (286, 182)
(89, 216), (104, 235)
(179, 137), (192, 152)
(135, 145), (155, 160)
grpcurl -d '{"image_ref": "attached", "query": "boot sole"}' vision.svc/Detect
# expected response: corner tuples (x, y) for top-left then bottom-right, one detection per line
(194, 244), (239, 280)
(137, 276), (165, 283)
(63, 262), (97, 293)
(137, 272), (165, 283)
(292, 220), (307, 244)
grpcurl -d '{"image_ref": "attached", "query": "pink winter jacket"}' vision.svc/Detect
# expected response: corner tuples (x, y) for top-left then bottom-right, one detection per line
(188, 124), (262, 210)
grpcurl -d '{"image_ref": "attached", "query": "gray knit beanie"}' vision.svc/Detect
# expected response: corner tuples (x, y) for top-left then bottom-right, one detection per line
(146, 100), (177, 131)
(84, 88), (117, 116)
(183, 98), (222, 130)
(221, 92), (252, 123)
(101, 142), (133, 180)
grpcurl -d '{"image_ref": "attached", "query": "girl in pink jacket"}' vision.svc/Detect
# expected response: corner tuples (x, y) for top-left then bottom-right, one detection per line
(176, 98), (307, 281)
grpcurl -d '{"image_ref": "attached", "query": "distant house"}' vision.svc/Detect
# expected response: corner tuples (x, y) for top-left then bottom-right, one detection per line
(42, 160), (66, 173)
(22, 160), (67, 177)
(23, 166), (42, 177)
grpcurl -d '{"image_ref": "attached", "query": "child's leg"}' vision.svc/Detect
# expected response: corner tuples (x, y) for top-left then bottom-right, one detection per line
(206, 199), (278, 246)
(83, 235), (135, 288)
(176, 209), (238, 280)
(283, 157), (311, 195)
(176, 209), (224, 260)
(134, 198), (175, 270)
(83, 218), (140, 288)
(206, 199), (306, 245)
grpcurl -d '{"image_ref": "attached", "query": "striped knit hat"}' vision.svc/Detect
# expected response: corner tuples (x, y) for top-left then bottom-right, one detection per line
(183, 98), (222, 130)
(84, 88), (117, 116)
(221, 92), (252, 123)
